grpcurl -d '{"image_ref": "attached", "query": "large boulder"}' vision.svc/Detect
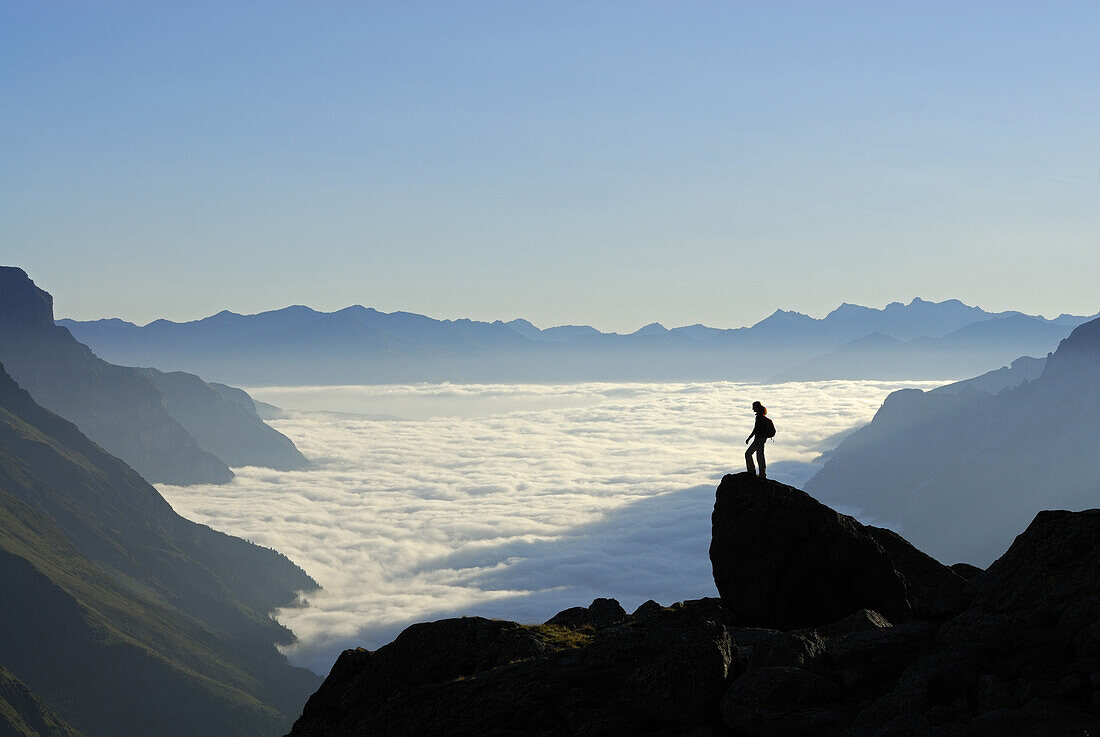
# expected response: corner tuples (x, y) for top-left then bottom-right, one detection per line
(851, 508), (1100, 732)
(709, 473), (966, 630)
(288, 506), (1100, 736)
(939, 508), (1100, 683)
(546, 597), (627, 629)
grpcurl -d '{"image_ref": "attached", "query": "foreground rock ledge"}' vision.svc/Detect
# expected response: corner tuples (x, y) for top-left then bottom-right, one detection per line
(709, 472), (967, 630)
(287, 480), (1100, 737)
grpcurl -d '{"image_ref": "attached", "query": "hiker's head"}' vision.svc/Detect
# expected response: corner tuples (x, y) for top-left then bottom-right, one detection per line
(752, 401), (766, 415)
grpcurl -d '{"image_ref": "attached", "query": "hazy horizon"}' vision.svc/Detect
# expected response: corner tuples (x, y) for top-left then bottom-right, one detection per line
(52, 291), (1099, 335)
(6, 3), (1099, 332)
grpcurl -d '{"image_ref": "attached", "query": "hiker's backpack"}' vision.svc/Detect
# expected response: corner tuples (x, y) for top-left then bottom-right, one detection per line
(762, 416), (776, 439)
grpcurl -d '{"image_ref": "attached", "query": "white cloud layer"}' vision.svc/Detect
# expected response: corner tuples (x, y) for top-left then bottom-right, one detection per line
(157, 380), (940, 673)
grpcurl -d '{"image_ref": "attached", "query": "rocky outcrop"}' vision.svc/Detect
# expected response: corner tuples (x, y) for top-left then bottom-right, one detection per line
(545, 597), (627, 629)
(709, 473), (966, 630)
(288, 481), (1100, 736)
(289, 598), (744, 737)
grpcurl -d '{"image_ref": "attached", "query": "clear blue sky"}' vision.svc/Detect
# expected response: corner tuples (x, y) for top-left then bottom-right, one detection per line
(3, 1), (1098, 331)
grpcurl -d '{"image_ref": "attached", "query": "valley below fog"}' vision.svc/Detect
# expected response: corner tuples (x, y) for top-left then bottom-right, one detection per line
(156, 379), (941, 673)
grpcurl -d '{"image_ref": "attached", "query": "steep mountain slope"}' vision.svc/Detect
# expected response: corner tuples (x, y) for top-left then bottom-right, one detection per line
(0, 362), (319, 737)
(806, 316), (1100, 565)
(0, 667), (83, 737)
(59, 297), (1094, 385)
(140, 368), (307, 471)
(0, 267), (306, 483)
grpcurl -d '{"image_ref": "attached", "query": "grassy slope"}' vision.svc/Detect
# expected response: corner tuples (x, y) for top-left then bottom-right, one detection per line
(0, 364), (320, 737)
(0, 665), (84, 737)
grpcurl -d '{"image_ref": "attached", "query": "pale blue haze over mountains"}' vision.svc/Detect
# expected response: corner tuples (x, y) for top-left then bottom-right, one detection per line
(807, 317), (1100, 566)
(5, 2), (1099, 330)
(60, 297), (1098, 386)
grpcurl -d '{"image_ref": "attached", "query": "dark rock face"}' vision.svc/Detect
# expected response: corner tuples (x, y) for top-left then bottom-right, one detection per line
(289, 599), (743, 737)
(289, 482), (1100, 736)
(709, 473), (965, 630)
(933, 509), (1100, 718)
(546, 597), (627, 629)
(721, 666), (844, 736)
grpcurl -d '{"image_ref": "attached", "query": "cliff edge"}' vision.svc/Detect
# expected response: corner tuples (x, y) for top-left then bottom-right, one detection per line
(286, 478), (1100, 736)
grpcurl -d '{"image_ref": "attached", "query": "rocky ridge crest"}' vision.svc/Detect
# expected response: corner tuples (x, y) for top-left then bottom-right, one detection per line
(286, 474), (1100, 736)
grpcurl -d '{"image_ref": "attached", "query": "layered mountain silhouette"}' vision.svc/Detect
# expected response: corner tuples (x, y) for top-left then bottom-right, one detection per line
(806, 314), (1100, 566)
(772, 314), (1075, 381)
(287, 475), (1100, 735)
(0, 360), (320, 737)
(60, 297), (1096, 386)
(0, 268), (308, 485)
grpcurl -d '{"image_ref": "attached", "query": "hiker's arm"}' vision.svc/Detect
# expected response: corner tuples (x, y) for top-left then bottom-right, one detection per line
(745, 432), (754, 444)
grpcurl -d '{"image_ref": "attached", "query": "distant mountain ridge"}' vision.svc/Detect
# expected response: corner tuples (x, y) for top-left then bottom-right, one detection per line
(0, 267), (308, 485)
(59, 297), (1098, 386)
(772, 313), (1077, 381)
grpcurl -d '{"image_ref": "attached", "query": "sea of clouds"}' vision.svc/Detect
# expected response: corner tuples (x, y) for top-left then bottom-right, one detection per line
(158, 379), (941, 673)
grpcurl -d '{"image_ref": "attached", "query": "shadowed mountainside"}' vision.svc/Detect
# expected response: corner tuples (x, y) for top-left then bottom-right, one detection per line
(139, 368), (307, 471)
(0, 361), (320, 737)
(286, 474), (1099, 736)
(0, 267), (307, 484)
(806, 315), (1100, 566)
(59, 297), (1095, 386)
(0, 666), (83, 737)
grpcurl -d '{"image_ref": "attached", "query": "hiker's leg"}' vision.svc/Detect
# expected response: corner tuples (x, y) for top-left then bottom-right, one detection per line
(745, 444), (756, 474)
(756, 440), (766, 477)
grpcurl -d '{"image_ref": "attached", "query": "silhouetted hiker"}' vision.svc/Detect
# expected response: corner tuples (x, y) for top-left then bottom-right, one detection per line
(745, 401), (775, 478)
